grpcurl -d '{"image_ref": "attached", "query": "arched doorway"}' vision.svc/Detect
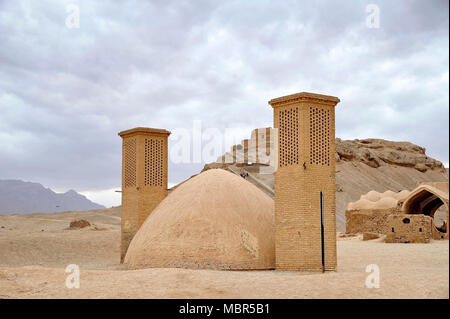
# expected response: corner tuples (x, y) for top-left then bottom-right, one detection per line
(402, 185), (449, 240)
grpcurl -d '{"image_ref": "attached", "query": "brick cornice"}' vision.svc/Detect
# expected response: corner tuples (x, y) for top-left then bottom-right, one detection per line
(268, 92), (340, 108)
(118, 127), (171, 138)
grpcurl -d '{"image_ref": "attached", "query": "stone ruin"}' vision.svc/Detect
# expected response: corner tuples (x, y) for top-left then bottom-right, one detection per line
(346, 182), (449, 243)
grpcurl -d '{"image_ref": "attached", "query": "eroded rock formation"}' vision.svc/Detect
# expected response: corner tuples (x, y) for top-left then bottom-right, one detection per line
(335, 138), (445, 172)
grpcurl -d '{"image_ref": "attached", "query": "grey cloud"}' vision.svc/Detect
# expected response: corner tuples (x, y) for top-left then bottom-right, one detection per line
(0, 0), (448, 205)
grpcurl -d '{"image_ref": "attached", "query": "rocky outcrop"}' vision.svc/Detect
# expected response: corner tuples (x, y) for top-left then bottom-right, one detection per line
(212, 128), (446, 174)
(336, 138), (445, 172)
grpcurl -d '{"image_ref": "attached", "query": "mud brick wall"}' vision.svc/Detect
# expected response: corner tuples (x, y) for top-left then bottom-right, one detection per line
(345, 208), (398, 234)
(385, 214), (432, 243)
(269, 92), (340, 271)
(118, 127), (170, 262)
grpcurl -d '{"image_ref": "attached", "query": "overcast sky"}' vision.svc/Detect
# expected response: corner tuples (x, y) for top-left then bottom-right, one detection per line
(0, 0), (448, 207)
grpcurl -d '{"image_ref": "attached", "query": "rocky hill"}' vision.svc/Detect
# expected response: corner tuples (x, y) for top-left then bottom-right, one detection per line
(334, 138), (448, 230)
(335, 138), (444, 172)
(0, 180), (105, 215)
(203, 135), (448, 232)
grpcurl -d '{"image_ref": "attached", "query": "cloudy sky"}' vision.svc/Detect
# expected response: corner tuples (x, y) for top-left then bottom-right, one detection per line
(0, 0), (448, 207)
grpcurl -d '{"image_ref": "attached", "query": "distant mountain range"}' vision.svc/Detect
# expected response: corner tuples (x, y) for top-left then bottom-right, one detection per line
(0, 179), (105, 215)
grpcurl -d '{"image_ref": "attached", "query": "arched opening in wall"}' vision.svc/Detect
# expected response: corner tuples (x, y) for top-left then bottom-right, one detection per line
(433, 205), (447, 233)
(403, 189), (448, 236)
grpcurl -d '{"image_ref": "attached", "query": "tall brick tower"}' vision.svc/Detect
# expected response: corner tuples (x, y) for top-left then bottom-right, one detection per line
(118, 127), (171, 262)
(268, 92), (340, 271)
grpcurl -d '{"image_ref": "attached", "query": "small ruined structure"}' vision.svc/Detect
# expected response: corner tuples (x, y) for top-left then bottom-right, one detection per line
(397, 182), (449, 242)
(269, 92), (340, 271)
(124, 169), (275, 270)
(385, 214), (433, 243)
(346, 182), (449, 243)
(345, 190), (411, 234)
(118, 127), (171, 262)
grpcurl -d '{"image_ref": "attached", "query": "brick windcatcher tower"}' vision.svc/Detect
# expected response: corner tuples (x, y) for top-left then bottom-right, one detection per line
(118, 127), (171, 262)
(269, 92), (340, 271)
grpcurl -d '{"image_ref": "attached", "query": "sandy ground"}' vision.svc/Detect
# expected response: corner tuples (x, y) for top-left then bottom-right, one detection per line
(0, 208), (448, 299)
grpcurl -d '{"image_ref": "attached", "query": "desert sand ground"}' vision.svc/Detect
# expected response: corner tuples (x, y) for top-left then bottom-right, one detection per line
(0, 208), (448, 299)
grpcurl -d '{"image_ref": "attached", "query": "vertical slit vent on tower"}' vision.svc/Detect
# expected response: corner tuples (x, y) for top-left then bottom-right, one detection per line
(309, 107), (330, 166)
(123, 138), (137, 187)
(145, 138), (164, 187)
(320, 191), (325, 272)
(279, 107), (299, 167)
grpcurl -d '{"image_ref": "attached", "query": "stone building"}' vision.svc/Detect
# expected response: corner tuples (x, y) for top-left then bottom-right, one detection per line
(346, 182), (449, 243)
(118, 127), (170, 262)
(396, 182), (449, 242)
(385, 214), (433, 243)
(345, 190), (410, 234)
(269, 92), (340, 271)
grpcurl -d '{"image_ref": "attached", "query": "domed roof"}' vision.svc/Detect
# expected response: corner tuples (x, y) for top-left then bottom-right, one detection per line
(360, 190), (382, 202)
(124, 169), (275, 270)
(348, 189), (409, 211)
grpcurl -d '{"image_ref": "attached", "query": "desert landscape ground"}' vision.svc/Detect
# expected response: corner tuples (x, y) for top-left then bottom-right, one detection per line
(0, 207), (447, 299)
(1, 138), (449, 299)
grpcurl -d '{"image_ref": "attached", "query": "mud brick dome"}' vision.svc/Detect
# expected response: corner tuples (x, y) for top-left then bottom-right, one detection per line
(124, 169), (275, 270)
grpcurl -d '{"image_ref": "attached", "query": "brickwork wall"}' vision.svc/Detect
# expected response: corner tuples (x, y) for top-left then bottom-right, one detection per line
(385, 214), (432, 243)
(345, 208), (398, 234)
(401, 183), (449, 240)
(346, 183), (449, 240)
(269, 92), (340, 271)
(119, 128), (170, 262)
